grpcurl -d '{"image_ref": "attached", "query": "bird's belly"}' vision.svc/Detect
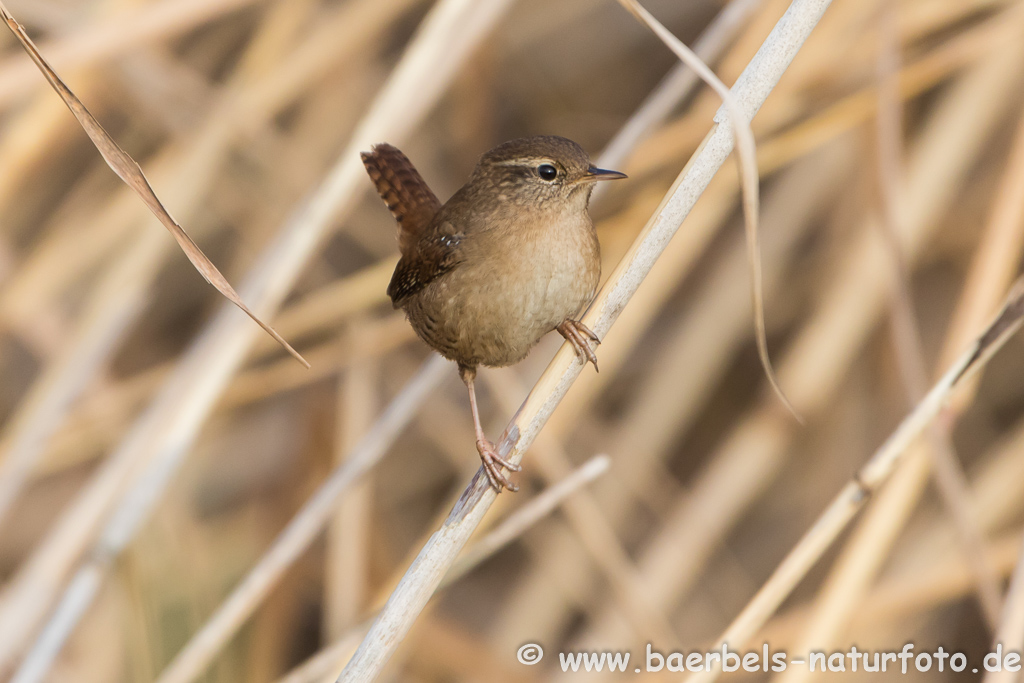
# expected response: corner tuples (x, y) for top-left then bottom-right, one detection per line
(406, 239), (598, 368)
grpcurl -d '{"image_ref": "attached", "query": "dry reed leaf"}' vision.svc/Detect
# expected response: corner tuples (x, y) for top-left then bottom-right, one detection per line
(0, 2), (309, 368)
(617, 0), (801, 421)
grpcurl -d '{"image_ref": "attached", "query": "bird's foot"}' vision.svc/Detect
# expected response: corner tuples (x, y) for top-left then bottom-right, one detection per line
(477, 438), (521, 492)
(557, 319), (600, 372)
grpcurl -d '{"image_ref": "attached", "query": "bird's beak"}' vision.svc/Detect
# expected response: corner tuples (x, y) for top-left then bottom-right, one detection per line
(579, 166), (627, 183)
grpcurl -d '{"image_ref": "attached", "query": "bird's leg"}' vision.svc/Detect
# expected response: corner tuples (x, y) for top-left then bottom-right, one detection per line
(557, 320), (600, 372)
(459, 364), (520, 492)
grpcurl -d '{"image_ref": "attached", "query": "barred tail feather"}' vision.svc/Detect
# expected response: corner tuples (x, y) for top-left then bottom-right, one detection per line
(360, 143), (441, 254)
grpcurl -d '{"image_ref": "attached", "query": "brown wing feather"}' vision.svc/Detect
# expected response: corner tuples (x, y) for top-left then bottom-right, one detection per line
(386, 221), (463, 306)
(360, 143), (442, 254)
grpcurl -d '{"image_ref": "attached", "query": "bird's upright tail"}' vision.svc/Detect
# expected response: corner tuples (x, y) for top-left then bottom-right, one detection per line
(360, 143), (442, 254)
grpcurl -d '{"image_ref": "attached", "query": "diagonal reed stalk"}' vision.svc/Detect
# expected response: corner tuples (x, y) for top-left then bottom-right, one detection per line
(337, 1), (836, 678)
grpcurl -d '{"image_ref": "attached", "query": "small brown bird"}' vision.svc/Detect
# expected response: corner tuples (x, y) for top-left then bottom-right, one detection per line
(361, 136), (625, 491)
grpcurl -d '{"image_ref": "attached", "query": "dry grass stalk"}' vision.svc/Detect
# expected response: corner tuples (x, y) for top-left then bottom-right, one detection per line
(687, 276), (1024, 683)
(338, 1), (836, 678)
(864, 416), (1024, 625)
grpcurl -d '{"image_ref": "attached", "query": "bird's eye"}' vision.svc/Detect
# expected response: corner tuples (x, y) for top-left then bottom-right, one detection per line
(537, 163), (558, 181)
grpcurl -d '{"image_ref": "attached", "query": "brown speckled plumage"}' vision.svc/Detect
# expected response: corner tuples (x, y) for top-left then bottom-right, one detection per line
(361, 135), (625, 490)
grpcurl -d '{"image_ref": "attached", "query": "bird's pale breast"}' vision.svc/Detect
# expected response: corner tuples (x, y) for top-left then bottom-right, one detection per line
(403, 209), (599, 368)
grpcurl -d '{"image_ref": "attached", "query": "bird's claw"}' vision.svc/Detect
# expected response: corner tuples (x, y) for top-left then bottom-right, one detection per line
(558, 320), (600, 372)
(477, 438), (520, 492)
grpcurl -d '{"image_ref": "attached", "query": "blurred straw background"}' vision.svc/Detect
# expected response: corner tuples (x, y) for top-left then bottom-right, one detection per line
(0, 0), (1023, 681)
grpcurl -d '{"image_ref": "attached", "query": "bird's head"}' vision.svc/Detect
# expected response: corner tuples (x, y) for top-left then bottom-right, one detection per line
(472, 135), (626, 207)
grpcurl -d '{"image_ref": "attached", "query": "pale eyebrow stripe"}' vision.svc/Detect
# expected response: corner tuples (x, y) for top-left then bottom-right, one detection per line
(492, 157), (558, 167)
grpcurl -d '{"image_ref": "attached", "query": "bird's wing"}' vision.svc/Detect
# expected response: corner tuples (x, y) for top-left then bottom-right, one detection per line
(360, 143), (442, 254)
(386, 220), (463, 305)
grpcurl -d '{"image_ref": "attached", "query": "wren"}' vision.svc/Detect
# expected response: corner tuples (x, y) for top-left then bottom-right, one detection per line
(361, 136), (625, 491)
